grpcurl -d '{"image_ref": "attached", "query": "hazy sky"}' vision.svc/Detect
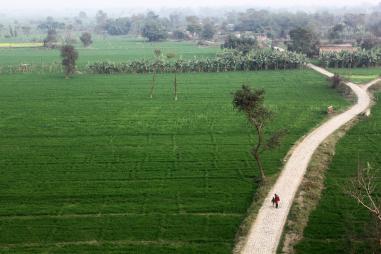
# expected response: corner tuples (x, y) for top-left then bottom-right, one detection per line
(2, 0), (380, 9)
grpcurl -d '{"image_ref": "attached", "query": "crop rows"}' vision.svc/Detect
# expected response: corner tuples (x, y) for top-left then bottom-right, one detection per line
(0, 70), (348, 253)
(0, 36), (220, 69)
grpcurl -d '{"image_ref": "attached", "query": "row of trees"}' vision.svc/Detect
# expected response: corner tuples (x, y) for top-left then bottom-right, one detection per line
(94, 11), (216, 41)
(87, 49), (307, 74)
(43, 30), (93, 48)
(3, 5), (381, 43)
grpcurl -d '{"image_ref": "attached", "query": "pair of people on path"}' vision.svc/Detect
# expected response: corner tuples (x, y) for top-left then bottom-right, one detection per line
(271, 194), (280, 208)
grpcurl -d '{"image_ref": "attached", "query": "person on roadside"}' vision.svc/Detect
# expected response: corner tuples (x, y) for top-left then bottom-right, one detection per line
(274, 194), (280, 209)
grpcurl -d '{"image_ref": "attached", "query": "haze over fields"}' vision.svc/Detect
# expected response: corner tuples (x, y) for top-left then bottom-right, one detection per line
(2, 0), (381, 18)
(2, 0), (380, 9)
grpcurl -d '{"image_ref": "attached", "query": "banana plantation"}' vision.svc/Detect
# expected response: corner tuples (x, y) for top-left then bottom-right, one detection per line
(87, 49), (308, 74)
(319, 49), (381, 68)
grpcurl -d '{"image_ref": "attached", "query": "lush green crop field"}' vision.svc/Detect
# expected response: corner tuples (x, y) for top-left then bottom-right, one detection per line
(295, 92), (381, 254)
(329, 67), (381, 84)
(0, 70), (348, 253)
(0, 36), (220, 67)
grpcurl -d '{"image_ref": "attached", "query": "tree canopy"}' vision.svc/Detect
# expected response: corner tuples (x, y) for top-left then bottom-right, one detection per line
(80, 32), (93, 47)
(61, 45), (79, 78)
(288, 27), (320, 57)
(142, 22), (168, 42)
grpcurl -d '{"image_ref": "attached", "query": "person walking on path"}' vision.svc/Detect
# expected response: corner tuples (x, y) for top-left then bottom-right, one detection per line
(273, 194), (280, 209)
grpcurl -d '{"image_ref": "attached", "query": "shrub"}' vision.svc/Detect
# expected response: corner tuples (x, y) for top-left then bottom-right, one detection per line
(330, 74), (342, 89)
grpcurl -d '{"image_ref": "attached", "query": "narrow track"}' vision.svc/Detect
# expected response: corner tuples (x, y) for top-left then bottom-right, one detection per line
(239, 64), (380, 254)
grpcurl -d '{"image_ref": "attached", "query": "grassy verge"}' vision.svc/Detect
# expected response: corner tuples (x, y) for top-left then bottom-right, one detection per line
(328, 67), (381, 84)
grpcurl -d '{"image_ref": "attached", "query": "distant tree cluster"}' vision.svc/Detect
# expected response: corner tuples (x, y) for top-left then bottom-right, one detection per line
(287, 27), (320, 57)
(4, 6), (381, 52)
(105, 18), (132, 35)
(200, 23), (216, 40)
(142, 22), (168, 42)
(222, 35), (258, 54)
(43, 29), (58, 48)
(38, 17), (65, 31)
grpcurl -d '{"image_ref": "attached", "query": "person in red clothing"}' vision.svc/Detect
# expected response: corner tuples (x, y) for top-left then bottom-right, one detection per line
(274, 194), (280, 209)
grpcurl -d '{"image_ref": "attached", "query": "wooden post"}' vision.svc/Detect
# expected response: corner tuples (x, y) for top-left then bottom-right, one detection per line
(174, 73), (178, 101)
(150, 72), (156, 99)
(327, 105), (334, 114)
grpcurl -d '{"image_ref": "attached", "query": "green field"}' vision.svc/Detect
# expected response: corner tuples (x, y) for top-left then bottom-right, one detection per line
(329, 67), (381, 84)
(0, 36), (220, 67)
(295, 92), (381, 254)
(0, 70), (348, 253)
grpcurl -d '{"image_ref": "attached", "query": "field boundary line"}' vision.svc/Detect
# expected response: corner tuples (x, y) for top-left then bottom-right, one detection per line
(0, 239), (232, 249)
(0, 212), (242, 221)
(237, 64), (379, 254)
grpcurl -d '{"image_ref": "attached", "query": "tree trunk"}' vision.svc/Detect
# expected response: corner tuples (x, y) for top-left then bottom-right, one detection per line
(253, 149), (265, 182)
(252, 124), (266, 182)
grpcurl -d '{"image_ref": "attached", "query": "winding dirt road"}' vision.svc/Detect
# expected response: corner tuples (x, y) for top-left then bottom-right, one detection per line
(239, 64), (380, 254)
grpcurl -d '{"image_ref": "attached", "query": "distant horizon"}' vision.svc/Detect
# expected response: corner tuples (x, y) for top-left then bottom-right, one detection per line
(0, 0), (380, 20)
(2, 0), (380, 10)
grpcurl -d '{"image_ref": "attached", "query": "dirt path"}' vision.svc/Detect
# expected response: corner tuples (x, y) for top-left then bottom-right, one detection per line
(239, 64), (380, 254)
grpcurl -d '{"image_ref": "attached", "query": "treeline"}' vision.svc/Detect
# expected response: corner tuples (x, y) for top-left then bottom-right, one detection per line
(87, 50), (307, 74)
(4, 5), (381, 43)
(319, 49), (381, 68)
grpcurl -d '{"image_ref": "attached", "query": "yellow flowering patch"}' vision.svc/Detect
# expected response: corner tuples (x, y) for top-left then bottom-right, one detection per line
(0, 42), (43, 48)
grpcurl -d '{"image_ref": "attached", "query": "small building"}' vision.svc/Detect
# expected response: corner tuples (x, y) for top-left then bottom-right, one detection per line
(273, 46), (285, 52)
(319, 44), (358, 54)
(256, 34), (268, 42)
(225, 24), (235, 32)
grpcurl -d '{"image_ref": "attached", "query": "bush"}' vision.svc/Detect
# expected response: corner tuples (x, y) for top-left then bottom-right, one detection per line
(330, 74), (342, 89)
(166, 52), (176, 59)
